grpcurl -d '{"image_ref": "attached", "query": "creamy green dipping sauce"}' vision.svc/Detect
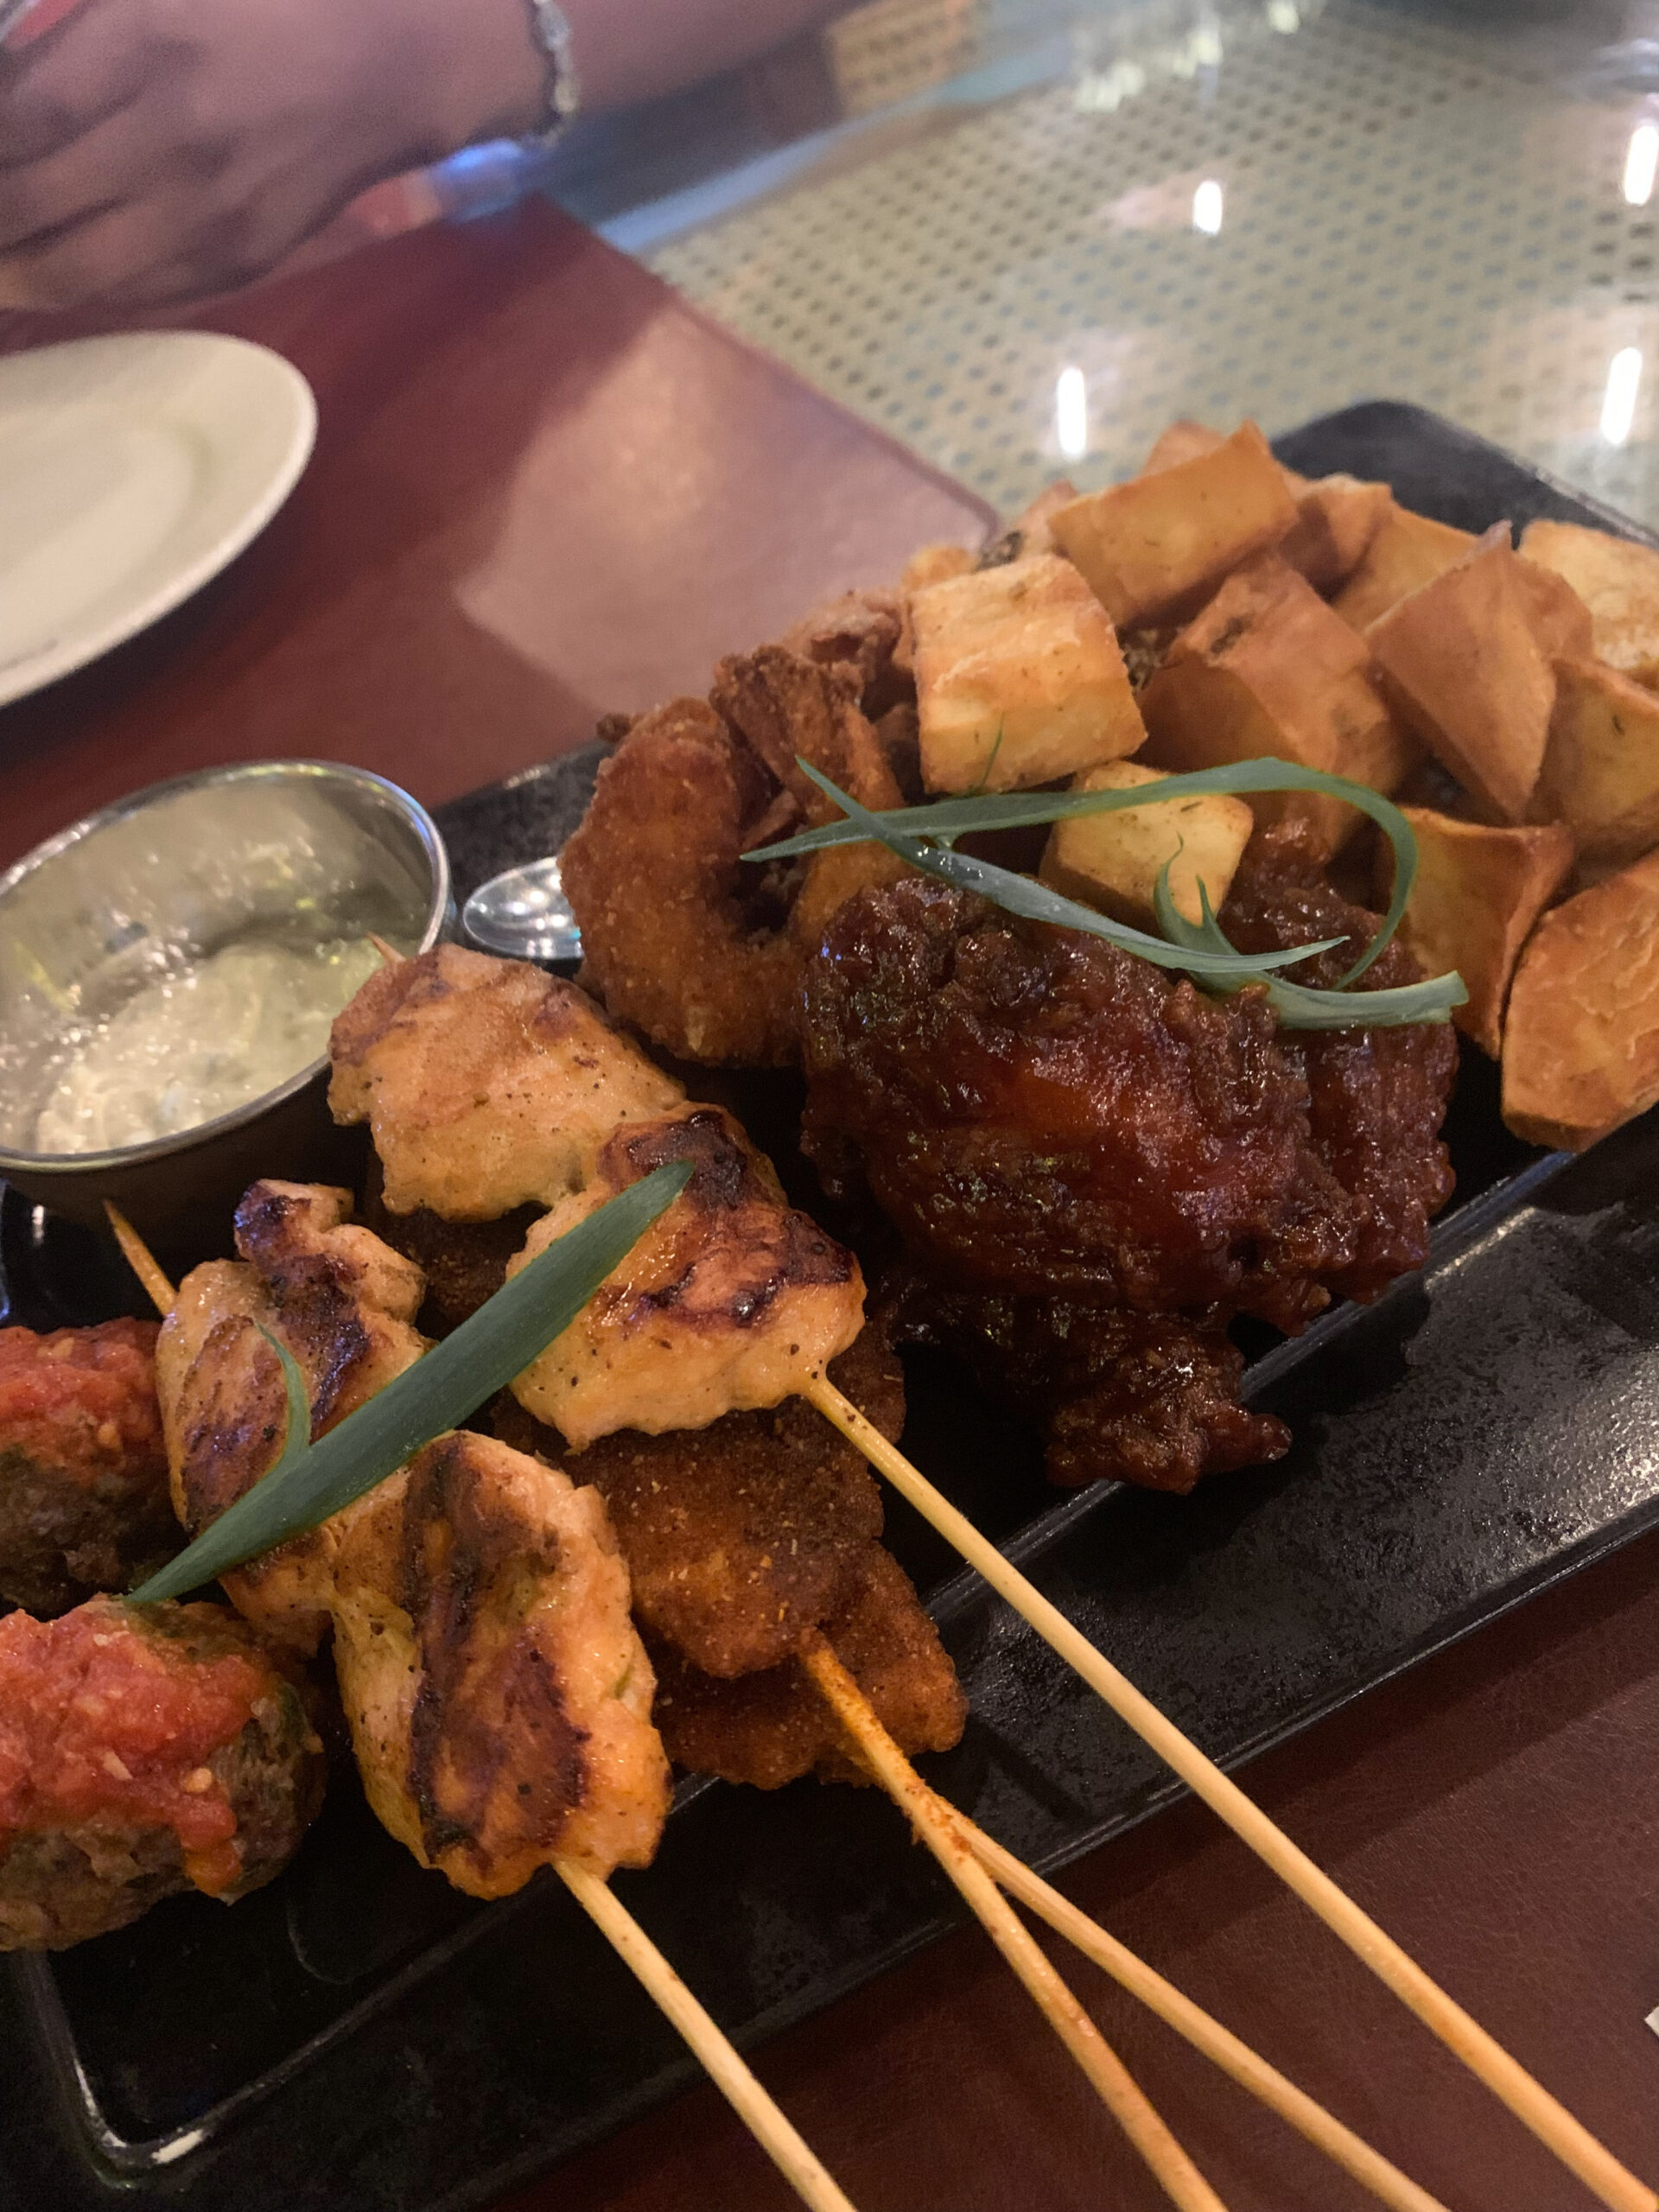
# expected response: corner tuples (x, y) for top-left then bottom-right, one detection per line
(34, 936), (385, 1154)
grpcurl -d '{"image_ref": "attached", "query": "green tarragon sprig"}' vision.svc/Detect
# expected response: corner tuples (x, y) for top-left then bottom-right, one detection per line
(747, 757), (1466, 1030)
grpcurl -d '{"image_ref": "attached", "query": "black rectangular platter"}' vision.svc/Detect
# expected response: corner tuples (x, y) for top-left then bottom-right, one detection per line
(4, 402), (1659, 2212)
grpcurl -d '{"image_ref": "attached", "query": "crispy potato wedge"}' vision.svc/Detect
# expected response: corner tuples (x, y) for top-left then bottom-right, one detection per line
(1051, 422), (1298, 626)
(911, 551), (1144, 792)
(1332, 503), (1476, 632)
(1138, 554), (1418, 857)
(1502, 846), (1659, 1148)
(1520, 518), (1659, 689)
(1039, 760), (1255, 929)
(1382, 809), (1575, 1058)
(1535, 656), (1659, 868)
(1278, 474), (1392, 593)
(1367, 527), (1592, 823)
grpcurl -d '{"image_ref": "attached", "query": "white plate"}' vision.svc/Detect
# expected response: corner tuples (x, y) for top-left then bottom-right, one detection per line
(0, 331), (316, 709)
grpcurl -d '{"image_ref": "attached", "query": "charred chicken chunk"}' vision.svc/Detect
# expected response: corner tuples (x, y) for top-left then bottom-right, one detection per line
(0, 1319), (177, 1615)
(157, 1181), (429, 1651)
(0, 1595), (323, 1951)
(507, 1105), (866, 1449)
(331, 1430), (669, 1895)
(330, 944), (683, 1219)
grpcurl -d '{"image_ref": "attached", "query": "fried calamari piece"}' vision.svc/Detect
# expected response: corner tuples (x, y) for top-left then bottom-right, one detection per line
(157, 1181), (428, 1651)
(1219, 851), (1459, 1303)
(801, 876), (1351, 1332)
(0, 1595), (323, 1950)
(508, 1105), (866, 1448)
(494, 1324), (901, 1679)
(330, 944), (683, 1219)
(0, 1319), (176, 1615)
(886, 1280), (1287, 1493)
(563, 698), (805, 1066)
(331, 1431), (670, 1895)
(651, 1545), (966, 1790)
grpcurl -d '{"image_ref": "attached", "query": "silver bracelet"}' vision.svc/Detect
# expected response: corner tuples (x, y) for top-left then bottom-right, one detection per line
(522, 0), (581, 151)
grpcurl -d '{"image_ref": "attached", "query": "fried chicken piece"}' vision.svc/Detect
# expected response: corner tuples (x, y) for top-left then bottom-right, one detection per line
(779, 588), (912, 722)
(563, 699), (806, 1067)
(157, 1181), (428, 1651)
(330, 1430), (670, 1895)
(1218, 859), (1459, 1303)
(651, 1545), (967, 1790)
(0, 1595), (323, 1950)
(360, 1157), (541, 1337)
(508, 1104), (866, 1449)
(493, 1324), (900, 1679)
(886, 1278), (1287, 1493)
(330, 944), (683, 1219)
(0, 1320), (177, 1614)
(801, 876), (1351, 1329)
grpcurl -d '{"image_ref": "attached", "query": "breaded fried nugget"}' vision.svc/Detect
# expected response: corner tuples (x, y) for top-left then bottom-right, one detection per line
(651, 1545), (967, 1790)
(494, 1325), (902, 1679)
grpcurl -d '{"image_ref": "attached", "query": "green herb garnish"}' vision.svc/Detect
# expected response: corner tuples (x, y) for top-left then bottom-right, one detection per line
(131, 1161), (692, 1602)
(749, 759), (1465, 1029)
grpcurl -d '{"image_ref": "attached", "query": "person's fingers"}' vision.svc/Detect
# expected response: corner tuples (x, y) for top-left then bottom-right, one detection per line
(0, 185), (218, 308)
(0, 3), (163, 170)
(0, 97), (181, 252)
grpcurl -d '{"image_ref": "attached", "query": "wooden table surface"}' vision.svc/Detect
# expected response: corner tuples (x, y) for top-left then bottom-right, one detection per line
(3, 202), (1656, 2212)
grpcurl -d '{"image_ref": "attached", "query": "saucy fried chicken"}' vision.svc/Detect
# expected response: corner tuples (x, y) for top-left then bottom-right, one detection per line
(0, 1319), (176, 1614)
(802, 870), (1456, 1491)
(332, 1430), (669, 1895)
(157, 1180), (429, 1650)
(0, 1595), (323, 1950)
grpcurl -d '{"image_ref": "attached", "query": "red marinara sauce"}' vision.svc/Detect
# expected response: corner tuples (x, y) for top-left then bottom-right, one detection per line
(0, 1319), (164, 1484)
(0, 1596), (270, 1895)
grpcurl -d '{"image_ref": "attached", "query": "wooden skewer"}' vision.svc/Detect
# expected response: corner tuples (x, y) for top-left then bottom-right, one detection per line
(105, 1205), (860, 2212)
(957, 1819), (1450, 2212)
(558, 1859), (860, 2212)
(804, 1374), (1656, 2212)
(801, 1633), (1229, 2212)
(367, 931), (402, 966)
(105, 1203), (176, 1313)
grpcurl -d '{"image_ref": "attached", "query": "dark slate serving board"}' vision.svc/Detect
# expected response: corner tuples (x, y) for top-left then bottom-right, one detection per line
(4, 403), (1658, 2212)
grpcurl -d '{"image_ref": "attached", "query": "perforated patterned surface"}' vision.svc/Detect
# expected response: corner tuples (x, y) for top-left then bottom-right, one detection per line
(646, 0), (1659, 525)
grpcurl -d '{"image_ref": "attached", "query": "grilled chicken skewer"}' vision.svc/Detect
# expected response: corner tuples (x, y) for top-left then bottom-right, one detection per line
(141, 1211), (860, 2212)
(330, 944), (1654, 2212)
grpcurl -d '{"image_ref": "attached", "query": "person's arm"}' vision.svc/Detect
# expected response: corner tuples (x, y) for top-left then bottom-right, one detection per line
(0, 0), (847, 311)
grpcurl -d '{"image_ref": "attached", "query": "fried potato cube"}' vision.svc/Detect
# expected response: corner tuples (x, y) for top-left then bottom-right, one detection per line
(1039, 760), (1255, 928)
(1382, 809), (1575, 1058)
(1050, 422), (1298, 626)
(1332, 503), (1476, 632)
(1502, 846), (1659, 1148)
(911, 550), (1144, 793)
(1368, 528), (1593, 823)
(1535, 656), (1659, 869)
(1140, 420), (1227, 474)
(901, 543), (975, 594)
(1139, 423), (1382, 593)
(1278, 474), (1393, 593)
(1139, 553), (1418, 858)
(1007, 479), (1078, 555)
(1520, 518), (1659, 688)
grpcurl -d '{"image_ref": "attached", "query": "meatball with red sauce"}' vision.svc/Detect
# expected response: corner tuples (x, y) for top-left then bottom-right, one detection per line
(0, 1596), (324, 1950)
(0, 1320), (179, 1616)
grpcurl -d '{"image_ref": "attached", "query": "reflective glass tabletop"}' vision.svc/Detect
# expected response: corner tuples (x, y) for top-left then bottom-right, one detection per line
(543, 0), (1659, 524)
